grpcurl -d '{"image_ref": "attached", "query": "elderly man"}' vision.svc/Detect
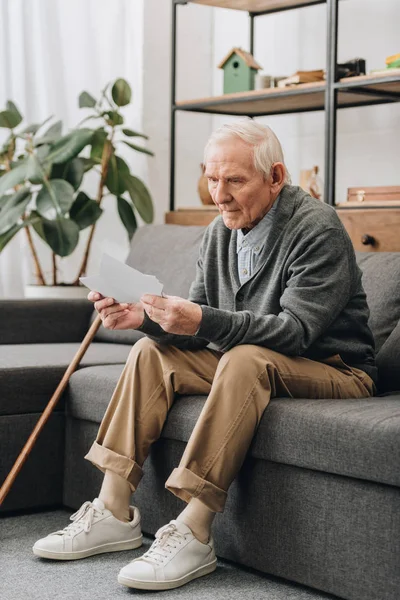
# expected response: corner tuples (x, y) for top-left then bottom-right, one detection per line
(33, 121), (377, 591)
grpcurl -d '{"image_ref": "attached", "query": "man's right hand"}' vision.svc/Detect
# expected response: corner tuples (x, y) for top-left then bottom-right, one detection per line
(88, 291), (145, 331)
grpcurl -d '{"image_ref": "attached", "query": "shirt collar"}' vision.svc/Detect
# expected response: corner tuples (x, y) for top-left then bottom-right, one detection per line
(236, 194), (280, 255)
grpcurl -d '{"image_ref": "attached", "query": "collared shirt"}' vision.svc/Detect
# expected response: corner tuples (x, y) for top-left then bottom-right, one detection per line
(236, 195), (280, 285)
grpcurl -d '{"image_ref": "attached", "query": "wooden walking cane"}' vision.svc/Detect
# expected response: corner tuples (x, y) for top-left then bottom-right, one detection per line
(0, 313), (103, 506)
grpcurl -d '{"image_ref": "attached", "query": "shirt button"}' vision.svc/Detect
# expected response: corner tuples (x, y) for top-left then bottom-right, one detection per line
(242, 268), (248, 275)
(242, 240), (247, 246)
(255, 246), (260, 251)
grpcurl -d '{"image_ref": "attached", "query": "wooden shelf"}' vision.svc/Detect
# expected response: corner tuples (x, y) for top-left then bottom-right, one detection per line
(189, 0), (324, 14)
(176, 81), (325, 116)
(175, 73), (400, 116)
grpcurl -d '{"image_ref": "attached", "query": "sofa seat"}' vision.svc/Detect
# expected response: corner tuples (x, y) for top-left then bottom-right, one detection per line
(0, 343), (132, 415)
(66, 364), (400, 488)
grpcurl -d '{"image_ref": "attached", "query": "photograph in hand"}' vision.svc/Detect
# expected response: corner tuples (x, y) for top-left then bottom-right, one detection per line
(80, 253), (164, 304)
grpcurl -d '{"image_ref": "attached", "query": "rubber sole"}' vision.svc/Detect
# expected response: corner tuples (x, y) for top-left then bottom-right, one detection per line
(32, 534), (143, 560)
(117, 558), (217, 590)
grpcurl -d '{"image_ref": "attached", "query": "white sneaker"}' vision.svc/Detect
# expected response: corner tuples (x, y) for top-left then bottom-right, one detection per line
(118, 519), (217, 590)
(32, 498), (142, 560)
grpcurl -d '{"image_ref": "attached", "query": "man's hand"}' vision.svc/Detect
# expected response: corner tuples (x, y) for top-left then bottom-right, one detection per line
(88, 291), (145, 330)
(141, 294), (202, 335)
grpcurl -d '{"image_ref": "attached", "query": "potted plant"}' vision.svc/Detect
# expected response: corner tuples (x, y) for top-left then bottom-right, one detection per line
(0, 77), (154, 298)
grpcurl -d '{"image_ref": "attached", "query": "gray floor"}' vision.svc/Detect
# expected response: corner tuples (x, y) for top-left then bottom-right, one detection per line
(0, 509), (339, 600)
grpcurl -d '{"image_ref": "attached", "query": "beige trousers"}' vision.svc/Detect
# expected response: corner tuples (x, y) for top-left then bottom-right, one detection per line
(85, 337), (375, 513)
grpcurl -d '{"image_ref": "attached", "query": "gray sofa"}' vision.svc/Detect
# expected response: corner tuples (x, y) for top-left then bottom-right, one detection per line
(1, 224), (399, 600)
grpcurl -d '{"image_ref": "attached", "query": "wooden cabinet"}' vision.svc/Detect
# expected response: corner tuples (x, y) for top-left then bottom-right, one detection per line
(337, 206), (400, 252)
(165, 207), (219, 226)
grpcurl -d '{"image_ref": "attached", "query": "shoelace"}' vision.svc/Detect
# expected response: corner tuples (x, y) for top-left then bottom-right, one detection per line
(51, 501), (102, 537)
(140, 523), (186, 566)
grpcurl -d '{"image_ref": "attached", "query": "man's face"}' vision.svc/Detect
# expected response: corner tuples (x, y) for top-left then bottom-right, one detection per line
(204, 139), (277, 231)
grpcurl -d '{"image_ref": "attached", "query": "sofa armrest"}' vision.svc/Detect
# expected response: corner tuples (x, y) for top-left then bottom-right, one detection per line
(0, 299), (94, 344)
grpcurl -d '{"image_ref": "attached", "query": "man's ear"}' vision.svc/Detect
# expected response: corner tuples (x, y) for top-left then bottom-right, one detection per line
(270, 162), (286, 188)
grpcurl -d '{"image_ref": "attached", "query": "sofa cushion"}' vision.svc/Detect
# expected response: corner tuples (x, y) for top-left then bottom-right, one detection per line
(0, 343), (131, 416)
(66, 365), (400, 488)
(93, 224), (206, 344)
(376, 320), (400, 393)
(356, 252), (400, 353)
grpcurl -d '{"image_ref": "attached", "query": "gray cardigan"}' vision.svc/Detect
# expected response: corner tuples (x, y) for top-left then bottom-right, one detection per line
(139, 185), (377, 383)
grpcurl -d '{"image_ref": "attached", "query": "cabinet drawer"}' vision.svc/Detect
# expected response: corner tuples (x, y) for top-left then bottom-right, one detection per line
(337, 209), (400, 252)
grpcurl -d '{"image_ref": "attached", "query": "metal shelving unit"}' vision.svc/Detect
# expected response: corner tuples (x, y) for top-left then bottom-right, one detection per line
(169, 0), (400, 210)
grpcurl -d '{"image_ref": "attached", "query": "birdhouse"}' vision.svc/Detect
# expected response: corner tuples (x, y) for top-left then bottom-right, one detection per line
(218, 47), (262, 94)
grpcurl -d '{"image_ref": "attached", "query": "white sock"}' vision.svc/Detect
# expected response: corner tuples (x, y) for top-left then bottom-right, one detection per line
(176, 498), (216, 544)
(98, 470), (132, 523)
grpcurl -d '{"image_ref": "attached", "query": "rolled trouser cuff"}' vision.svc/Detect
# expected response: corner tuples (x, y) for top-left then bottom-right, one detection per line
(165, 467), (227, 513)
(84, 441), (143, 492)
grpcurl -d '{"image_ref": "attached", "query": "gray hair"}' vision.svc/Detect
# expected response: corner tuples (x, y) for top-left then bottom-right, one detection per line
(204, 119), (291, 185)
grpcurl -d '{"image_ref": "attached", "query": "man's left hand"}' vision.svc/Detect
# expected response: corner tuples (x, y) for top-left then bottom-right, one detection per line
(141, 294), (202, 336)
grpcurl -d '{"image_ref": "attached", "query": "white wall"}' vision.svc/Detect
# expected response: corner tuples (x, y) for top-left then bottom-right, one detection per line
(210, 0), (400, 203)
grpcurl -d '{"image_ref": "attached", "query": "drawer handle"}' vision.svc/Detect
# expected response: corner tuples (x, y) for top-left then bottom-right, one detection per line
(361, 234), (376, 246)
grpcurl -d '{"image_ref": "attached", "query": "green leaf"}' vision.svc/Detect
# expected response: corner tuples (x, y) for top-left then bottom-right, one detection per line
(106, 154), (130, 196)
(31, 210), (46, 241)
(0, 223), (22, 251)
(45, 128), (93, 165)
(40, 217), (80, 257)
(122, 140), (154, 156)
(111, 79), (132, 107)
(122, 128), (149, 140)
(0, 210), (39, 252)
(6, 101), (23, 127)
(103, 110), (124, 127)
(0, 187), (31, 235)
(122, 173), (154, 223)
(90, 129), (108, 161)
(117, 196), (137, 240)
(27, 154), (43, 184)
(63, 158), (85, 190)
(50, 158), (85, 190)
(0, 110), (21, 129)
(0, 134), (13, 154)
(21, 123), (41, 135)
(36, 179), (75, 219)
(69, 191), (103, 230)
(80, 157), (100, 172)
(34, 120), (63, 147)
(79, 91), (97, 108)
(0, 161), (28, 194)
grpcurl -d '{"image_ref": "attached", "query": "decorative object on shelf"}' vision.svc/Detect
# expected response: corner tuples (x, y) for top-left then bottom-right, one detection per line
(197, 163), (213, 205)
(255, 74), (288, 90)
(300, 166), (324, 202)
(337, 58), (366, 78)
(277, 70), (325, 87)
(386, 53), (400, 70)
(218, 47), (262, 94)
(0, 78), (154, 297)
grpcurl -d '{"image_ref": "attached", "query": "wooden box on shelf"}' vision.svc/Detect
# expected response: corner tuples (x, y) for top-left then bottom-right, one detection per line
(336, 186), (400, 252)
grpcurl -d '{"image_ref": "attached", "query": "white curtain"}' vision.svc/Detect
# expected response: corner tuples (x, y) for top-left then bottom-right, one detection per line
(0, 0), (145, 298)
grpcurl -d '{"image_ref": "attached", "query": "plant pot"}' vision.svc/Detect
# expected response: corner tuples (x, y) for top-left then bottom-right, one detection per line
(24, 285), (89, 300)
